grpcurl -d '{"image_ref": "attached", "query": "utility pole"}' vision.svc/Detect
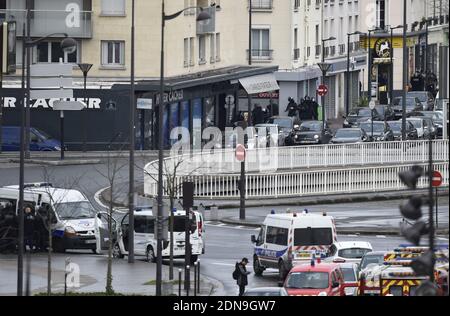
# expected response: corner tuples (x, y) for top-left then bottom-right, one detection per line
(401, 0), (408, 141)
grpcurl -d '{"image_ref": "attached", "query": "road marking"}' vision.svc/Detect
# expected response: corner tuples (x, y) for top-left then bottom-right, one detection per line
(376, 235), (387, 239)
(94, 188), (109, 210)
(437, 237), (449, 241)
(205, 223), (260, 231)
(346, 234), (359, 237)
(211, 262), (235, 267)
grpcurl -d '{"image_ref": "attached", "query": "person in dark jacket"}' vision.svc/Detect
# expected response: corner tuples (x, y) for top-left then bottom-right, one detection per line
(285, 98), (298, 117)
(24, 206), (35, 252)
(236, 257), (251, 296)
(252, 104), (265, 125)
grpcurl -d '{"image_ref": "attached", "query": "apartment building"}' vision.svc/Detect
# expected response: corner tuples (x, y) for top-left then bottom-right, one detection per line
(276, 0), (367, 120)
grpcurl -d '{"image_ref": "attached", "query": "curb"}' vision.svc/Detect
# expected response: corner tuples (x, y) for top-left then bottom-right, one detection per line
(219, 218), (449, 236)
(8, 158), (102, 166)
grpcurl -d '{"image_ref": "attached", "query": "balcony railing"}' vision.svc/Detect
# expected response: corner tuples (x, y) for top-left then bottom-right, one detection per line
(339, 44), (346, 55)
(247, 49), (273, 61)
(0, 9), (93, 38)
(250, 0), (273, 10)
(293, 48), (300, 61)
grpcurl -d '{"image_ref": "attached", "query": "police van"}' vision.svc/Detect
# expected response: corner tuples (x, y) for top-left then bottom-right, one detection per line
(251, 211), (337, 280)
(97, 208), (205, 263)
(0, 183), (100, 253)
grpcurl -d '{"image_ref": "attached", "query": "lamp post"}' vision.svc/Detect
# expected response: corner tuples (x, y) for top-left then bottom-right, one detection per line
(401, 0), (408, 141)
(346, 31), (364, 116)
(17, 33), (77, 296)
(320, 36), (335, 126)
(367, 27), (381, 102)
(157, 0), (211, 296)
(390, 25), (403, 105)
(77, 63), (93, 152)
(248, 0), (253, 126)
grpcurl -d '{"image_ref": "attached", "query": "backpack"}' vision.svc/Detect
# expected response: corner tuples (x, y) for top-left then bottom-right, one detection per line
(232, 263), (240, 280)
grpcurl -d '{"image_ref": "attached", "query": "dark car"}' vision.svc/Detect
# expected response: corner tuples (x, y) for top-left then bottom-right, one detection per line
(330, 128), (371, 144)
(343, 107), (383, 128)
(1, 126), (62, 152)
(285, 120), (333, 146)
(266, 116), (299, 139)
(359, 122), (394, 142)
(387, 121), (419, 140)
(392, 97), (423, 118)
(407, 91), (435, 111)
(243, 287), (288, 296)
(375, 104), (395, 121)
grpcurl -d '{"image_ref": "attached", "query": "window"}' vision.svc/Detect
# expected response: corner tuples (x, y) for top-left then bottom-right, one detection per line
(34, 41), (78, 64)
(101, 0), (126, 16)
(294, 228), (333, 246)
(251, 28), (271, 59)
(210, 34), (215, 63)
(134, 216), (155, 234)
(101, 41), (125, 66)
(184, 37), (195, 67)
(265, 226), (288, 246)
(198, 35), (206, 64)
(376, 0), (386, 29)
(215, 33), (221, 61)
(294, 0), (300, 10)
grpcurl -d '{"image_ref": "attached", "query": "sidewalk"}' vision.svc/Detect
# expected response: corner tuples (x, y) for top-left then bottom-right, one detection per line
(0, 252), (217, 296)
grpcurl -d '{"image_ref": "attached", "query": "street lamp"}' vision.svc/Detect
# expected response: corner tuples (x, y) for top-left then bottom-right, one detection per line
(318, 62), (332, 129)
(367, 27), (381, 102)
(346, 31), (365, 116)
(156, 0), (211, 296)
(320, 36), (335, 127)
(77, 63), (93, 152)
(390, 25), (403, 105)
(17, 33), (76, 296)
(401, 0), (408, 141)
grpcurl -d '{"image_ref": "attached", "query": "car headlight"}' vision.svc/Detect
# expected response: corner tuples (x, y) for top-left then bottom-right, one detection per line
(314, 135), (320, 140)
(318, 292), (328, 296)
(65, 226), (77, 235)
(54, 146), (61, 151)
(294, 135), (299, 139)
(344, 120), (349, 125)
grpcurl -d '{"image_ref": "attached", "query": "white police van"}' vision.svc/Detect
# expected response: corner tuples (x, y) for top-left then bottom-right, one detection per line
(251, 210), (337, 280)
(97, 208), (205, 263)
(0, 183), (100, 252)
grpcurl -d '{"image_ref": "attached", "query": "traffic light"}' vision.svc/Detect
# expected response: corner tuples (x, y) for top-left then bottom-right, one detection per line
(399, 196), (423, 220)
(410, 251), (436, 276)
(415, 281), (439, 296)
(399, 165), (423, 189)
(400, 221), (429, 245)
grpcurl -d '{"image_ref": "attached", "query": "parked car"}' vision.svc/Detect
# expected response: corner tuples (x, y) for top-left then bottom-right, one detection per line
(338, 262), (360, 296)
(243, 287), (289, 296)
(375, 104), (396, 121)
(249, 124), (285, 148)
(266, 116), (299, 140)
(326, 241), (373, 264)
(387, 121), (419, 140)
(358, 251), (386, 275)
(392, 97), (423, 118)
(285, 120), (333, 146)
(407, 91), (435, 110)
(330, 128), (371, 144)
(408, 117), (437, 139)
(359, 122), (394, 142)
(343, 107), (383, 128)
(1, 126), (62, 151)
(284, 262), (346, 296)
(415, 111), (444, 137)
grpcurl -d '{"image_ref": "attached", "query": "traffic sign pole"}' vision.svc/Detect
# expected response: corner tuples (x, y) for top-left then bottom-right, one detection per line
(432, 170), (443, 229)
(236, 145), (246, 220)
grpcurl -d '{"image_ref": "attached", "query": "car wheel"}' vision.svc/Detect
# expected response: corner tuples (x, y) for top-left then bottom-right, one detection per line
(113, 243), (124, 259)
(253, 256), (264, 276)
(146, 246), (156, 263)
(278, 260), (288, 281)
(53, 239), (65, 253)
(190, 255), (198, 264)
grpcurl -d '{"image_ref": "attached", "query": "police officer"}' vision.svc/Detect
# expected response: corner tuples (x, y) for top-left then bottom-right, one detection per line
(285, 97), (298, 117)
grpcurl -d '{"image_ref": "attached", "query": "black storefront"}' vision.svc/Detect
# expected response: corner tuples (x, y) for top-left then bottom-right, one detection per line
(1, 65), (279, 151)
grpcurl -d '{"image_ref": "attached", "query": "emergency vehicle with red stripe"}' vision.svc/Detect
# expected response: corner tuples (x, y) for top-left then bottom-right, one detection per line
(251, 210), (337, 281)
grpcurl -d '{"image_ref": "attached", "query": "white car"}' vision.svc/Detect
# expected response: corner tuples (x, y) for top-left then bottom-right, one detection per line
(326, 241), (373, 264)
(339, 262), (359, 296)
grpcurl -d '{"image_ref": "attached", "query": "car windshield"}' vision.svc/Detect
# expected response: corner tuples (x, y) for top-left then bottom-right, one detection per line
(335, 130), (361, 138)
(360, 254), (384, 270)
(338, 248), (372, 259)
(407, 92), (427, 102)
(360, 123), (384, 133)
(375, 107), (385, 115)
(300, 122), (322, 132)
(267, 118), (292, 129)
(54, 201), (96, 220)
(388, 122), (402, 131)
(286, 272), (329, 289)
(33, 128), (52, 141)
(294, 228), (333, 246)
(394, 98), (416, 107)
(341, 268), (357, 282)
(408, 120), (423, 128)
(349, 109), (371, 117)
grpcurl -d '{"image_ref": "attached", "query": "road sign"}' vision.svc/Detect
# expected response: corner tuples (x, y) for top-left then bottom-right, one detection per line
(137, 98), (153, 110)
(317, 84), (328, 97)
(30, 64), (72, 77)
(369, 100), (377, 110)
(53, 101), (86, 111)
(432, 171), (443, 187)
(235, 144), (246, 162)
(30, 89), (73, 100)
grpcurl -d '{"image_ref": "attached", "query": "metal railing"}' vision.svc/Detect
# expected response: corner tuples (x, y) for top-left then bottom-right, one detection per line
(247, 49), (273, 60)
(250, 0), (273, 10)
(144, 140), (449, 198)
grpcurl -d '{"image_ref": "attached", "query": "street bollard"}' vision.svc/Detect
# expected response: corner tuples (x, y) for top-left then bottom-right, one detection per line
(197, 259), (201, 294)
(186, 265), (190, 296)
(178, 269), (182, 296)
(194, 262), (198, 296)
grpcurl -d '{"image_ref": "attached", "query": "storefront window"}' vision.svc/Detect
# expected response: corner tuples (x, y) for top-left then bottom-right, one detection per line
(169, 103), (179, 146)
(205, 97), (215, 128)
(163, 105), (170, 149)
(181, 101), (190, 132)
(193, 99), (202, 150)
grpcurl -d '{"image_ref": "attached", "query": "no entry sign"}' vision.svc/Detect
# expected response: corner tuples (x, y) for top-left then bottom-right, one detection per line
(432, 171), (443, 187)
(317, 84), (328, 97)
(235, 144), (246, 162)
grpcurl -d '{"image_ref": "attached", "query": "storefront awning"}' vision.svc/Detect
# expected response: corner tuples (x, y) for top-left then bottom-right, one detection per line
(239, 73), (280, 95)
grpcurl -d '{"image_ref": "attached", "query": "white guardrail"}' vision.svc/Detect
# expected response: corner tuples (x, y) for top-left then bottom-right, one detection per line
(144, 140), (449, 199)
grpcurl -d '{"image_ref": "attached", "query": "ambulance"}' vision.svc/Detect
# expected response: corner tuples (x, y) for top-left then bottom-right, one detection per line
(251, 210), (337, 280)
